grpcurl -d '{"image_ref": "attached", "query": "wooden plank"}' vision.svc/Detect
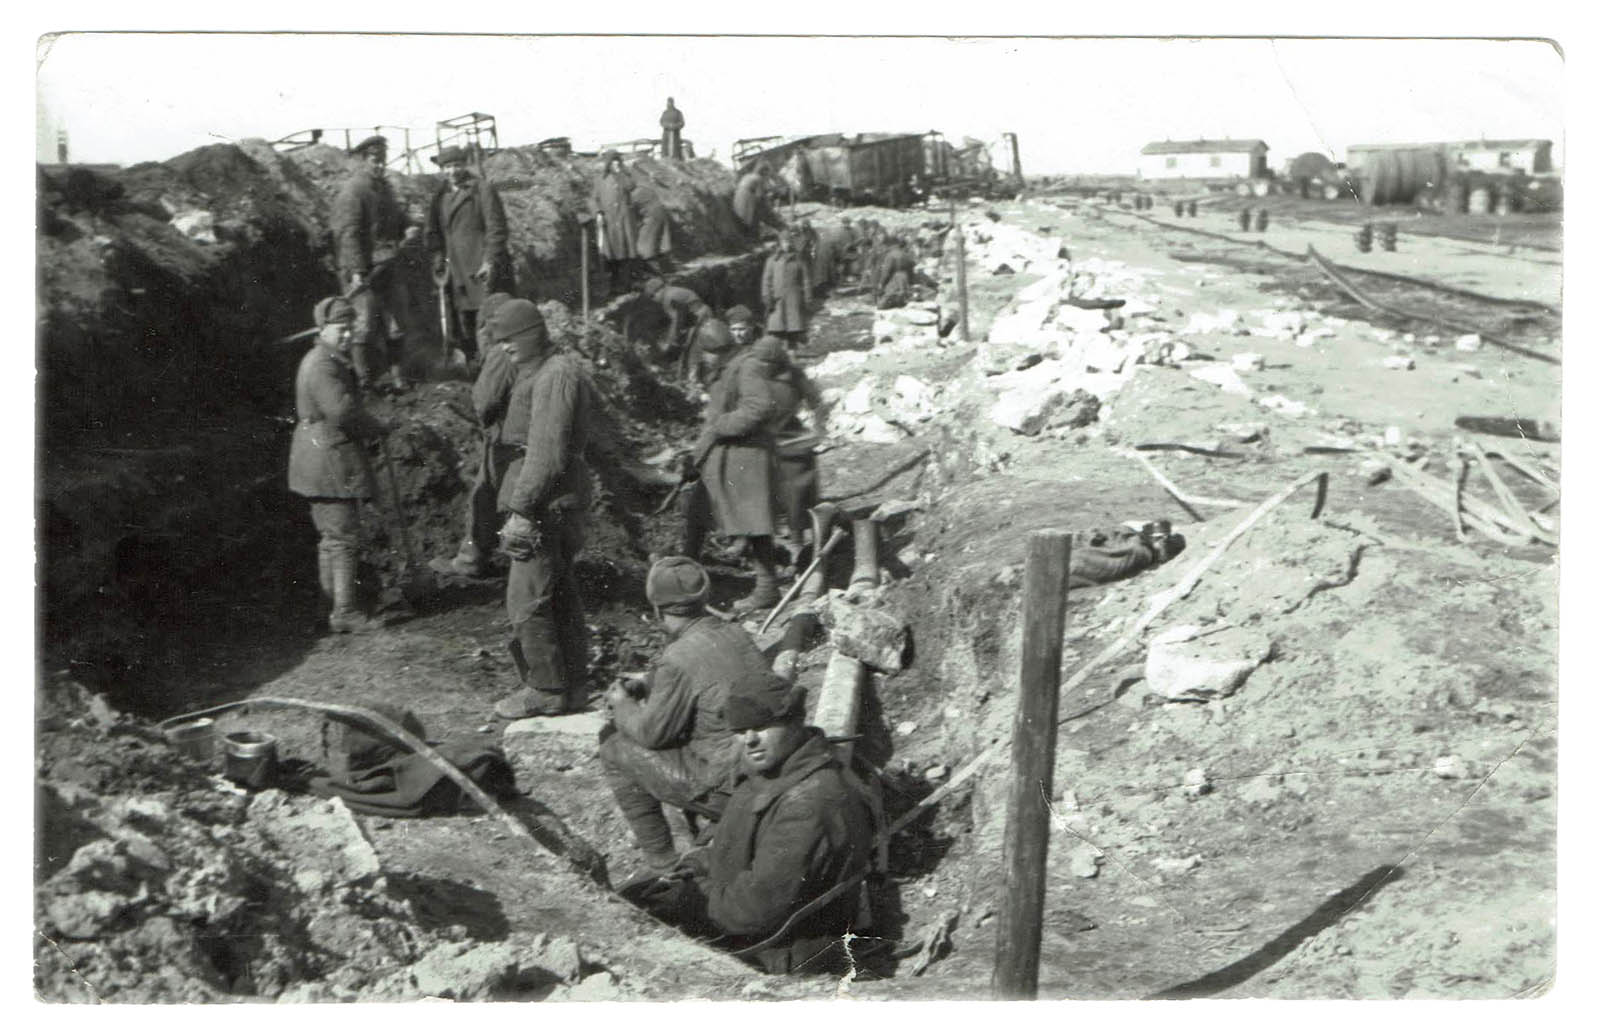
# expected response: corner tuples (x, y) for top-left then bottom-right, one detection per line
(993, 530), (1072, 1000)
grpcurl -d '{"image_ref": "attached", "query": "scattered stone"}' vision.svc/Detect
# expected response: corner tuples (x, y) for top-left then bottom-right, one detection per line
(895, 720), (919, 737)
(1151, 854), (1203, 874)
(1183, 310), (1246, 335)
(1187, 363), (1253, 397)
(170, 209), (217, 244)
(1383, 426), (1404, 446)
(1257, 394), (1311, 418)
(1068, 845), (1103, 879)
(1231, 352), (1265, 372)
(925, 764), (949, 781)
(1146, 625), (1274, 701)
(1359, 459), (1392, 485)
(503, 711), (608, 740)
(1182, 768), (1213, 797)
(547, 971), (625, 1002)
(1433, 755), (1470, 780)
(1455, 333), (1483, 352)
(1217, 421), (1268, 443)
(1383, 355), (1416, 371)
(823, 598), (909, 673)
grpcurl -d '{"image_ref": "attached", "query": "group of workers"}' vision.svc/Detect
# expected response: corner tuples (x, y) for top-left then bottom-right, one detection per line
(286, 129), (878, 974)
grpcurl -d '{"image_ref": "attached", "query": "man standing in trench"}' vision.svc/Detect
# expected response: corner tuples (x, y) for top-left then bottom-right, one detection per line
(333, 135), (417, 393)
(288, 296), (390, 634)
(492, 300), (598, 719)
(429, 292), (517, 579)
(598, 557), (770, 875)
(424, 145), (512, 367)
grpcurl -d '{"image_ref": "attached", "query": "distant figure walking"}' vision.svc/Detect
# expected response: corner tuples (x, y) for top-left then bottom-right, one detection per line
(660, 98), (685, 160)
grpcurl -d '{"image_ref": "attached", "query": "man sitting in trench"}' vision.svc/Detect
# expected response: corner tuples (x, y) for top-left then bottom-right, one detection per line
(622, 671), (876, 975)
(598, 556), (772, 875)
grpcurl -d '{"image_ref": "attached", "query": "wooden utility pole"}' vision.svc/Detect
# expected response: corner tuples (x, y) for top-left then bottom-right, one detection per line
(992, 529), (1072, 1000)
(951, 201), (969, 342)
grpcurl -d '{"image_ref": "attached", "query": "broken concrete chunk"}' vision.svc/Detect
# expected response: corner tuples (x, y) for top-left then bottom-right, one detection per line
(1187, 363), (1253, 397)
(170, 209), (217, 244)
(1455, 333), (1483, 352)
(1146, 625), (1273, 701)
(1433, 755), (1470, 780)
(1068, 845), (1103, 879)
(1231, 352), (1265, 372)
(826, 599), (909, 673)
(1382, 355), (1416, 371)
(1257, 394), (1311, 418)
(412, 942), (525, 1001)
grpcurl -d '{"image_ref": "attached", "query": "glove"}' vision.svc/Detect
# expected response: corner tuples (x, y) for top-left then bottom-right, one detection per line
(498, 513), (540, 561)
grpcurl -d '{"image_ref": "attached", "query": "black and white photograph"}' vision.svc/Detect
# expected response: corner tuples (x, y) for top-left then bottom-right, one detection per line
(30, 22), (1574, 1007)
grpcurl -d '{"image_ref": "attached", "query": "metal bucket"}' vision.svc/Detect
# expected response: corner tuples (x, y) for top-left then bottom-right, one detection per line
(223, 731), (279, 789)
(165, 718), (216, 762)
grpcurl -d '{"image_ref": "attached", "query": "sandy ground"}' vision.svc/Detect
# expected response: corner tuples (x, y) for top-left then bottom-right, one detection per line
(39, 188), (1560, 1000)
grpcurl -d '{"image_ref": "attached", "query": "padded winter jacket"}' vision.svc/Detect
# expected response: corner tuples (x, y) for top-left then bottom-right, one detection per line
(287, 344), (382, 499)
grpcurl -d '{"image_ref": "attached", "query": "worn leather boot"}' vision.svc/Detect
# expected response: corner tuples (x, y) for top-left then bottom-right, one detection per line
(328, 552), (382, 634)
(493, 686), (572, 720)
(428, 540), (487, 578)
(731, 536), (781, 613)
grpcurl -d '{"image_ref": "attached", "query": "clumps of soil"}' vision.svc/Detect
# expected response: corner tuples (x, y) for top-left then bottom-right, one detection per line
(38, 136), (751, 702)
(34, 680), (605, 1003)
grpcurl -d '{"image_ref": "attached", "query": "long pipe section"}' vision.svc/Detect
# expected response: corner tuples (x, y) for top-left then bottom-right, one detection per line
(849, 516), (880, 591)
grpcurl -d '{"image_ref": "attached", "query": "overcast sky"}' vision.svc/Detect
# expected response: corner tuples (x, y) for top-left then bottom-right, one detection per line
(35, 34), (1563, 174)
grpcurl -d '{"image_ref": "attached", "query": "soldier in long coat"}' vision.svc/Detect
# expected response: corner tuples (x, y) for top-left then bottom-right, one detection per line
(493, 300), (598, 719)
(692, 334), (794, 612)
(761, 231), (812, 348)
(763, 342), (827, 558)
(424, 145), (512, 363)
(332, 135), (416, 393)
(659, 98), (686, 160)
(288, 296), (389, 634)
(875, 237), (919, 309)
(592, 150), (643, 296)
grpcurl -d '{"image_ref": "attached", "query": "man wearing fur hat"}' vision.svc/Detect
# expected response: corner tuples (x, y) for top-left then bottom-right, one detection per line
(491, 299), (598, 718)
(288, 296), (391, 634)
(424, 145), (511, 364)
(627, 672), (876, 974)
(332, 134), (417, 393)
(430, 292), (519, 578)
(598, 557), (772, 874)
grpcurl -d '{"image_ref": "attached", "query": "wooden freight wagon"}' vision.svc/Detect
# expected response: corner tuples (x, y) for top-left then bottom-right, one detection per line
(804, 133), (927, 207)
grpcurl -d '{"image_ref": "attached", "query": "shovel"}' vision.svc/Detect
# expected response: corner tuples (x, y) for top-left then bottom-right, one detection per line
(434, 261), (468, 371)
(375, 436), (440, 606)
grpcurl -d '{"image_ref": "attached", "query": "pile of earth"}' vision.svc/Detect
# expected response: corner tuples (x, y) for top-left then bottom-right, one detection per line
(35, 678), (628, 1003)
(38, 139), (751, 710)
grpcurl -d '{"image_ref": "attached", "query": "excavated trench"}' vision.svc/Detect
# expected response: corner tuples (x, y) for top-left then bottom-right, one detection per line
(38, 151), (1559, 1000)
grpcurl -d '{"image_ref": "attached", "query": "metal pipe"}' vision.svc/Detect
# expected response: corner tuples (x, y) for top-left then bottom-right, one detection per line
(813, 653), (865, 765)
(849, 516), (880, 591)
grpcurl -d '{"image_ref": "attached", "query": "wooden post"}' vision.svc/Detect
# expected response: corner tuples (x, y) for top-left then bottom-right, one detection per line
(992, 529), (1072, 1000)
(952, 202), (970, 342)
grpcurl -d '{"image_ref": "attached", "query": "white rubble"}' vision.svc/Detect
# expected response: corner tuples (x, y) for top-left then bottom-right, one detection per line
(1146, 624), (1274, 701)
(1187, 363), (1253, 397)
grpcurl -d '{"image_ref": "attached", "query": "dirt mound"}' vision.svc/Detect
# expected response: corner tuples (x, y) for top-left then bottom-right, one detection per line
(38, 139), (752, 702)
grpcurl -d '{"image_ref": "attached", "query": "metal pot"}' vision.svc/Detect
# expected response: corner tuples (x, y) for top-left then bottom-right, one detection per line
(164, 719), (216, 762)
(223, 731), (279, 789)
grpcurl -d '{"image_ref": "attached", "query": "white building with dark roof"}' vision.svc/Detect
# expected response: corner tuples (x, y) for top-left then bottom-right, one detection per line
(1137, 139), (1269, 180)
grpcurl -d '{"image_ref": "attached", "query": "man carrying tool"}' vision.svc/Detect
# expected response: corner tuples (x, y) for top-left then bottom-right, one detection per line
(429, 292), (519, 579)
(659, 97), (686, 160)
(493, 300), (598, 719)
(333, 135), (418, 393)
(624, 672), (876, 975)
(288, 296), (390, 634)
(639, 276), (710, 368)
(591, 150), (643, 298)
(598, 556), (770, 876)
(691, 332), (794, 613)
(424, 145), (511, 368)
